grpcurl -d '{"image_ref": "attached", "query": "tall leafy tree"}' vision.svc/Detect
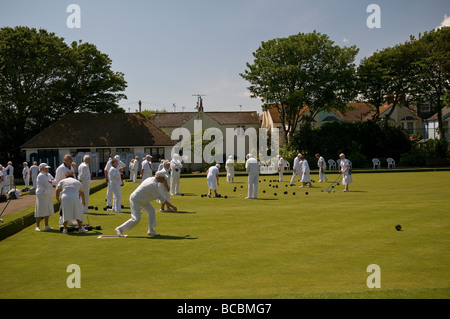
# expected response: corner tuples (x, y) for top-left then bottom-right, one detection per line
(411, 27), (450, 142)
(240, 31), (359, 142)
(0, 26), (127, 165)
(378, 41), (418, 127)
(357, 51), (389, 121)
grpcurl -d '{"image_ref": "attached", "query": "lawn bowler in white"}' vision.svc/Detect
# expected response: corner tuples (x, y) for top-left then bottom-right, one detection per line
(157, 161), (172, 212)
(170, 154), (183, 195)
(315, 153), (328, 182)
(289, 154), (302, 186)
(132, 156), (140, 183)
(141, 154), (153, 181)
(245, 154), (260, 199)
(54, 155), (74, 185)
(22, 162), (30, 189)
(77, 155), (91, 214)
(108, 158), (122, 212)
(339, 153), (353, 192)
(225, 155), (235, 183)
(56, 171), (87, 234)
(299, 155), (311, 187)
(277, 155), (284, 182)
(34, 163), (55, 231)
(115, 171), (177, 237)
(206, 164), (220, 197)
(30, 161), (39, 189)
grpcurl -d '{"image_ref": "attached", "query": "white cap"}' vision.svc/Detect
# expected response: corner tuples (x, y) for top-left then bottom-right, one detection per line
(39, 163), (51, 169)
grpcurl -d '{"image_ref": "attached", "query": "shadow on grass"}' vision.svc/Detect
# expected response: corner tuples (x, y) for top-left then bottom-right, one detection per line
(129, 234), (197, 240)
(161, 210), (197, 214)
(45, 229), (103, 237)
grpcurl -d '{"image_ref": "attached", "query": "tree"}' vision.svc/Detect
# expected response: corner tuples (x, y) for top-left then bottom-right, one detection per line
(411, 27), (450, 142)
(357, 51), (389, 121)
(240, 31), (359, 142)
(0, 26), (127, 166)
(378, 42), (418, 127)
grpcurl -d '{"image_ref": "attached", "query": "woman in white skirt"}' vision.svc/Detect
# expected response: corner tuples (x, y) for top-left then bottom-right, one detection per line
(339, 153), (353, 192)
(299, 155), (312, 187)
(56, 172), (87, 233)
(35, 163), (55, 231)
(225, 155), (235, 183)
(206, 164), (220, 197)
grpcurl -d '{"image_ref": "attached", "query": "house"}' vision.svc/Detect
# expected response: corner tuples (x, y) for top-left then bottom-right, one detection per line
(148, 106), (260, 169)
(21, 113), (176, 176)
(261, 103), (376, 147)
(378, 104), (423, 136)
(423, 107), (450, 140)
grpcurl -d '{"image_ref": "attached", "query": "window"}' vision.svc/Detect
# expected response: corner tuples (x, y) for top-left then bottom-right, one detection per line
(144, 147), (165, 162)
(96, 148), (111, 163)
(116, 148), (130, 153)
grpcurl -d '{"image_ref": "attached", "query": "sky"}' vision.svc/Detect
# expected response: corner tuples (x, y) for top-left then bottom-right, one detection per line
(1, 0), (449, 114)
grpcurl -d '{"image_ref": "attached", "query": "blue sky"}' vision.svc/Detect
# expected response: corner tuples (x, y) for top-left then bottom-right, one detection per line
(1, 0), (449, 113)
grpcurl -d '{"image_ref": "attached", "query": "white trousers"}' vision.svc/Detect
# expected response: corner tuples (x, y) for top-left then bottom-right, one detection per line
(106, 184), (113, 206)
(81, 181), (90, 213)
(24, 176), (30, 188)
(118, 197), (156, 233)
(247, 173), (259, 198)
(290, 170), (300, 185)
(110, 183), (121, 212)
(278, 169), (284, 182)
(170, 172), (181, 195)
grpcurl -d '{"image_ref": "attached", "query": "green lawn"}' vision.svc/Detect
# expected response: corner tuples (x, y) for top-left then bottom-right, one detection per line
(0, 171), (449, 299)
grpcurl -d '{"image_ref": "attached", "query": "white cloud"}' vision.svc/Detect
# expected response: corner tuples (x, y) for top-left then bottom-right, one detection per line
(437, 14), (450, 29)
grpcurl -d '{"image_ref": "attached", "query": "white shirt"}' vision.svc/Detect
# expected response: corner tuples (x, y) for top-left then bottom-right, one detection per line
(245, 157), (260, 174)
(207, 166), (219, 179)
(30, 165), (39, 177)
(54, 163), (74, 185)
(170, 159), (182, 173)
(340, 159), (351, 173)
(131, 177), (166, 203)
(78, 162), (91, 184)
(22, 166), (30, 177)
(56, 177), (82, 198)
(109, 166), (122, 186)
(6, 165), (13, 177)
(317, 156), (326, 169)
(36, 172), (54, 196)
(142, 159), (152, 173)
(278, 157), (284, 169)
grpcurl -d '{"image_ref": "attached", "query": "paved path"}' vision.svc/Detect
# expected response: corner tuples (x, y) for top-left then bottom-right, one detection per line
(0, 179), (104, 217)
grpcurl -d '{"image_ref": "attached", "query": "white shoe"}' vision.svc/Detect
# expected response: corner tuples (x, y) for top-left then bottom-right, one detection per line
(115, 227), (124, 237)
(148, 228), (160, 236)
(44, 225), (54, 230)
(78, 227), (88, 233)
(35, 227), (41, 232)
(62, 228), (68, 234)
